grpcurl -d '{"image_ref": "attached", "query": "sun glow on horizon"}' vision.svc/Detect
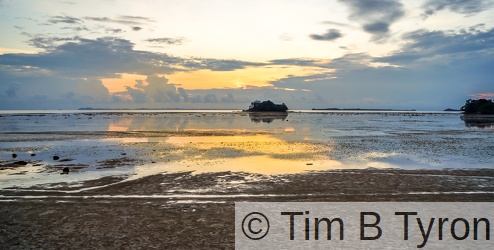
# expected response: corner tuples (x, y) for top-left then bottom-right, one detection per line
(101, 66), (332, 94)
(167, 65), (333, 90)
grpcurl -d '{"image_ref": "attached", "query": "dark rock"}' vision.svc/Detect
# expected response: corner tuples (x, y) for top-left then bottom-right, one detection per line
(31, 153), (36, 157)
(53, 155), (60, 161)
(12, 153), (17, 159)
(62, 167), (70, 174)
(13, 161), (28, 165)
(121, 153), (127, 156)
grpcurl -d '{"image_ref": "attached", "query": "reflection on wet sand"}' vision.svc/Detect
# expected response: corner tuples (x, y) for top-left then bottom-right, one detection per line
(461, 115), (494, 129)
(2, 111), (494, 190)
(248, 112), (288, 123)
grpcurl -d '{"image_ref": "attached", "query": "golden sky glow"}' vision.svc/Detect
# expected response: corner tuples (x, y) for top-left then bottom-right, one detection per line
(101, 73), (144, 93)
(102, 65), (333, 93)
(167, 66), (332, 90)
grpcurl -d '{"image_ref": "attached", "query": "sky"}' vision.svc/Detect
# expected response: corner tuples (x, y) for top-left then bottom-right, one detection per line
(0, 0), (493, 110)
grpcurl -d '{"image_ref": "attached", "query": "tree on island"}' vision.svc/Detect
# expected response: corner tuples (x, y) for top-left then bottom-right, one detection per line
(246, 100), (288, 112)
(461, 99), (494, 114)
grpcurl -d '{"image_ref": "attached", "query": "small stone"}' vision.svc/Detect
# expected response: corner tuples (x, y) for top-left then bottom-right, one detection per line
(121, 153), (127, 156)
(12, 153), (17, 159)
(53, 155), (60, 160)
(62, 167), (70, 174)
(306, 163), (313, 165)
(13, 161), (28, 165)
(30, 153), (36, 157)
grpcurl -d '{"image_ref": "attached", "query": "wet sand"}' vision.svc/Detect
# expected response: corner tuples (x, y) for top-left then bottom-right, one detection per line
(1, 169), (494, 249)
(1, 111), (493, 249)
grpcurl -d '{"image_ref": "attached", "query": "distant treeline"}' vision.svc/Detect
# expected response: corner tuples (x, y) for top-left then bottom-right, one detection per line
(461, 99), (494, 114)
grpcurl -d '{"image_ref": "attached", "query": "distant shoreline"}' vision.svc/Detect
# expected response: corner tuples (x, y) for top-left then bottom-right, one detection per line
(312, 108), (417, 111)
(78, 107), (237, 111)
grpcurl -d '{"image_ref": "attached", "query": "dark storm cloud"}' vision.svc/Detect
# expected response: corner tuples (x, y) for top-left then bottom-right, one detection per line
(338, 0), (404, 36)
(309, 29), (343, 41)
(422, 0), (494, 17)
(377, 27), (494, 65)
(145, 37), (185, 45)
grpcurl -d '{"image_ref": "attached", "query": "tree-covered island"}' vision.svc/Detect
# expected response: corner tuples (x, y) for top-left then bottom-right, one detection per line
(461, 99), (494, 114)
(245, 100), (288, 112)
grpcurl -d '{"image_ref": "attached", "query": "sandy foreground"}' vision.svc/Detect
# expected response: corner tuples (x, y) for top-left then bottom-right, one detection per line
(1, 112), (493, 249)
(1, 169), (494, 249)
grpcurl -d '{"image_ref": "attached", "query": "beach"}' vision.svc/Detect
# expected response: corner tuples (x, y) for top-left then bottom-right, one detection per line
(1, 111), (493, 249)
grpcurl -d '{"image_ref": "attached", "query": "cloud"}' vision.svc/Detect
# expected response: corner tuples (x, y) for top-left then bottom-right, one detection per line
(338, 0), (404, 37)
(61, 26), (89, 32)
(0, 71), (111, 109)
(266, 41), (494, 110)
(309, 29), (343, 41)
(0, 37), (182, 77)
(0, 36), (271, 85)
(321, 21), (354, 28)
(84, 15), (154, 26)
(470, 92), (494, 99)
(118, 76), (238, 104)
(105, 28), (124, 34)
(47, 15), (82, 25)
(21, 33), (80, 49)
(363, 22), (390, 33)
(203, 94), (218, 103)
(422, 0), (494, 17)
(124, 86), (146, 103)
(220, 92), (234, 103)
(146, 37), (185, 45)
(268, 58), (332, 69)
(182, 58), (266, 71)
(143, 75), (177, 102)
(377, 27), (494, 65)
(119, 15), (154, 23)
